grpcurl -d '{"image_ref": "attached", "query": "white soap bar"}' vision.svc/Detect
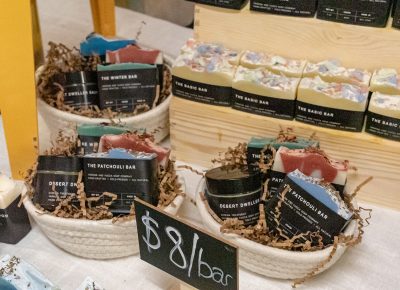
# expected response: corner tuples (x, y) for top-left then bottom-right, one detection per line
(240, 50), (306, 77)
(233, 66), (300, 100)
(368, 92), (400, 119)
(0, 174), (18, 209)
(298, 77), (369, 111)
(370, 68), (400, 95)
(303, 59), (371, 87)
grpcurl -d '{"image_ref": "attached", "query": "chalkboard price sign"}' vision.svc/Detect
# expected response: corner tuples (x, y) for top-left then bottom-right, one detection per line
(134, 198), (238, 290)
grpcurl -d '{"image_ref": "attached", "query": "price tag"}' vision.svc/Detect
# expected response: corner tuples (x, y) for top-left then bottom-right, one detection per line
(134, 198), (238, 290)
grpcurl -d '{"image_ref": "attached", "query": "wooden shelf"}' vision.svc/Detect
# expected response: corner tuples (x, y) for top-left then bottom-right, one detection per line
(170, 97), (400, 210)
(194, 3), (400, 71)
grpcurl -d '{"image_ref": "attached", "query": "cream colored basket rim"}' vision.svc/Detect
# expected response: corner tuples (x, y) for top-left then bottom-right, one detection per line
(196, 178), (357, 262)
(36, 53), (174, 123)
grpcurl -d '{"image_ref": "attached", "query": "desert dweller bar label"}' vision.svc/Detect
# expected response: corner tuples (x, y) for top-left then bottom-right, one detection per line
(232, 89), (295, 120)
(173, 76), (231, 106)
(295, 101), (365, 132)
(250, 0), (317, 17)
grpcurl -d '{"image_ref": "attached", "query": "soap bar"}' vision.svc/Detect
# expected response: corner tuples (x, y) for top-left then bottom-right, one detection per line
(0, 255), (57, 290)
(172, 40), (237, 106)
(232, 66), (300, 119)
(394, 0), (400, 28)
(265, 170), (352, 244)
(250, 0), (317, 17)
(76, 123), (130, 155)
(303, 60), (371, 87)
(187, 0), (247, 10)
(106, 45), (162, 65)
(366, 92), (400, 141)
(97, 63), (159, 112)
(270, 146), (348, 195)
(247, 136), (319, 173)
(240, 50), (306, 77)
(370, 69), (400, 95)
(296, 77), (368, 132)
(0, 175), (31, 244)
(80, 33), (135, 57)
(98, 132), (170, 167)
(84, 149), (159, 214)
(33, 156), (82, 211)
(317, 0), (392, 28)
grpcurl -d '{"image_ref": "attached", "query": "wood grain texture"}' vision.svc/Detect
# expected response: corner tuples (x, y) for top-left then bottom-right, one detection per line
(194, 4), (400, 71)
(170, 97), (400, 211)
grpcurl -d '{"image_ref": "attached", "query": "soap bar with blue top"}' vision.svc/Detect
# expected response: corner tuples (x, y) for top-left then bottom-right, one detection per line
(97, 63), (159, 112)
(80, 33), (135, 57)
(83, 149), (159, 214)
(265, 170), (352, 244)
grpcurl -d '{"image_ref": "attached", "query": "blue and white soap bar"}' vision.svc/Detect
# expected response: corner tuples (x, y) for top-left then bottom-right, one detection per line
(80, 33), (135, 57)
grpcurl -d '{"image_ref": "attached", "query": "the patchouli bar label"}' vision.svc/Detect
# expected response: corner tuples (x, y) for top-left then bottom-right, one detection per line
(295, 101), (364, 132)
(172, 76), (231, 106)
(232, 89), (295, 120)
(366, 112), (400, 141)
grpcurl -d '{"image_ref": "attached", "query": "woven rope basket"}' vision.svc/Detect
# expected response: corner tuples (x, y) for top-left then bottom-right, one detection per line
(23, 180), (185, 260)
(195, 179), (357, 279)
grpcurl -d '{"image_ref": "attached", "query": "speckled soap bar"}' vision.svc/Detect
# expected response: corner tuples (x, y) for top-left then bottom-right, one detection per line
(296, 77), (368, 132)
(370, 69), (400, 95)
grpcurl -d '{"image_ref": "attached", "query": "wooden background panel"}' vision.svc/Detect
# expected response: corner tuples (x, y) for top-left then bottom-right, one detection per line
(170, 97), (400, 210)
(194, 4), (400, 71)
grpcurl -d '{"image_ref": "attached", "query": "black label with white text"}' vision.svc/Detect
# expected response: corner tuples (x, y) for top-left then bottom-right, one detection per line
(190, 0), (246, 9)
(366, 111), (400, 141)
(393, 0), (400, 29)
(172, 76), (231, 106)
(206, 189), (261, 226)
(77, 135), (101, 155)
(98, 68), (158, 112)
(0, 197), (31, 244)
(295, 101), (365, 132)
(232, 89), (295, 120)
(265, 177), (349, 244)
(250, 0), (317, 16)
(83, 157), (159, 214)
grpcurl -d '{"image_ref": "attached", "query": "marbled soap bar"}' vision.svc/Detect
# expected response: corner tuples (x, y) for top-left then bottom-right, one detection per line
(370, 69), (400, 95)
(296, 77), (368, 132)
(80, 33), (135, 57)
(232, 66), (300, 119)
(106, 45), (162, 65)
(265, 170), (352, 244)
(172, 40), (238, 106)
(247, 136), (319, 173)
(240, 50), (306, 77)
(303, 60), (371, 87)
(0, 175), (31, 244)
(270, 146), (348, 195)
(366, 92), (400, 141)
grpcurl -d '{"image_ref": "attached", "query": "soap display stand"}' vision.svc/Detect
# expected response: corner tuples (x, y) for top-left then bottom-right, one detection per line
(22, 179), (185, 260)
(170, 3), (400, 211)
(36, 54), (174, 153)
(195, 179), (357, 279)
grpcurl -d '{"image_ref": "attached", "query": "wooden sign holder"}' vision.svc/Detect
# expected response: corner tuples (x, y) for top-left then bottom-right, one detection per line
(170, 4), (400, 210)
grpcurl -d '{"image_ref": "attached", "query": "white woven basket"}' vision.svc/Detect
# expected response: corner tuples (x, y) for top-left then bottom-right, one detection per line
(195, 179), (357, 280)
(23, 179), (185, 260)
(36, 55), (174, 153)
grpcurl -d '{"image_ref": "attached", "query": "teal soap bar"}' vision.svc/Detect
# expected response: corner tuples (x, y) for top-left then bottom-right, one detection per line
(97, 63), (156, 71)
(80, 33), (135, 57)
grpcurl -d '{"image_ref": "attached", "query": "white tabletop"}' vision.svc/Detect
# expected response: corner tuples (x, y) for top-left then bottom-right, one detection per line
(1, 1), (400, 289)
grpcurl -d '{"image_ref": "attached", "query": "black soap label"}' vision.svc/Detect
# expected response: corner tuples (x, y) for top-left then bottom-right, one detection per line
(0, 197), (31, 244)
(317, 0), (391, 27)
(269, 170), (346, 197)
(189, 0), (247, 10)
(33, 172), (80, 211)
(77, 135), (100, 155)
(250, 0), (317, 17)
(366, 111), (400, 141)
(393, 0), (400, 28)
(206, 189), (261, 226)
(246, 146), (273, 174)
(98, 68), (158, 112)
(62, 71), (99, 108)
(83, 157), (159, 214)
(232, 89), (295, 120)
(265, 177), (349, 244)
(295, 101), (365, 132)
(172, 76), (231, 106)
